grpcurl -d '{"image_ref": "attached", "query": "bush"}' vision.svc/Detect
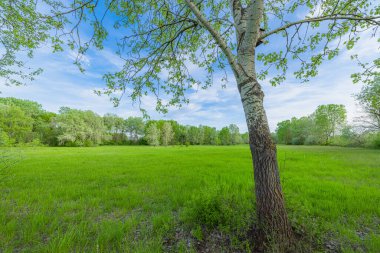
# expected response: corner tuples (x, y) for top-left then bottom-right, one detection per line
(84, 140), (95, 147)
(291, 136), (304, 145)
(16, 139), (44, 147)
(304, 135), (318, 145)
(364, 132), (380, 149)
(0, 130), (12, 146)
(180, 184), (255, 251)
(181, 184), (254, 233)
(373, 133), (380, 148)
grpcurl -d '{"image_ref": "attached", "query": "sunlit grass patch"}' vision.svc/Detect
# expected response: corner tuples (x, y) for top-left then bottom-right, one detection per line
(0, 145), (379, 252)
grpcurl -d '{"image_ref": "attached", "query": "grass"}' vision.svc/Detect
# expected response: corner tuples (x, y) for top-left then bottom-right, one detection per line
(0, 145), (379, 252)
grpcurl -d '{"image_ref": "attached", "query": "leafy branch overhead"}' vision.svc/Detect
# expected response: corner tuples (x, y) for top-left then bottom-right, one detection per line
(1, 0), (379, 108)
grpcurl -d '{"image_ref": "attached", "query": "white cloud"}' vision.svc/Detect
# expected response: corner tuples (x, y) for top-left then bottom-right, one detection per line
(68, 51), (91, 66)
(0, 26), (378, 134)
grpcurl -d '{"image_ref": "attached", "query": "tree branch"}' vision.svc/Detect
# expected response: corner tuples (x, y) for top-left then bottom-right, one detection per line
(230, 0), (242, 25)
(259, 14), (380, 41)
(44, 0), (95, 18)
(184, 0), (240, 77)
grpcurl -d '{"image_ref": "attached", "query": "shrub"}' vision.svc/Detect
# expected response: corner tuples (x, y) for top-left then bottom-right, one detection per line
(0, 130), (12, 146)
(304, 135), (318, 145)
(291, 136), (304, 145)
(181, 184), (254, 233)
(364, 132), (380, 149)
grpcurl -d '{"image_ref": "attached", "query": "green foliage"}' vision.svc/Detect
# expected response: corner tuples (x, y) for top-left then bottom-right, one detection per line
(1, 1), (377, 112)
(241, 132), (250, 144)
(228, 124), (242, 145)
(0, 97), (56, 146)
(330, 125), (365, 147)
(0, 97), (43, 116)
(0, 130), (11, 146)
(0, 97), (247, 147)
(182, 185), (254, 233)
(1, 97), (376, 149)
(0, 149), (20, 183)
(161, 122), (174, 146)
(103, 113), (128, 144)
(201, 125), (219, 145)
(0, 104), (33, 144)
(276, 119), (292, 144)
(276, 104), (348, 146)
(145, 123), (160, 146)
(363, 132), (380, 148)
(218, 127), (231, 145)
(276, 116), (314, 145)
(185, 126), (199, 145)
(125, 117), (145, 142)
(312, 104), (347, 144)
(355, 77), (380, 131)
(53, 107), (105, 147)
(275, 103), (380, 149)
(0, 0), (54, 86)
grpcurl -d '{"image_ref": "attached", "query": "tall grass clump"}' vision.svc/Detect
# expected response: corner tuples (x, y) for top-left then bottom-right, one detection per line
(181, 182), (255, 251)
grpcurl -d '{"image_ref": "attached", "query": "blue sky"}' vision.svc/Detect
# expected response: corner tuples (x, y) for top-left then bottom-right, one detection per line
(0, 4), (378, 132)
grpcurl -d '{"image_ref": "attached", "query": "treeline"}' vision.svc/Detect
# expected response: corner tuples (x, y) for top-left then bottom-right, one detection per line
(274, 104), (380, 148)
(0, 97), (248, 147)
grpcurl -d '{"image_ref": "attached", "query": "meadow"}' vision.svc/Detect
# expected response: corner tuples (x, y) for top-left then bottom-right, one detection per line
(0, 145), (379, 252)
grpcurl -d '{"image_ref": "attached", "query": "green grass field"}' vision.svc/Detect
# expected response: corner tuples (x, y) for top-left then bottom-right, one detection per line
(0, 145), (379, 252)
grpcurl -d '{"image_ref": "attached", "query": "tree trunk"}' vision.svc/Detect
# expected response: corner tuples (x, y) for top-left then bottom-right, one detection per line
(238, 77), (293, 251)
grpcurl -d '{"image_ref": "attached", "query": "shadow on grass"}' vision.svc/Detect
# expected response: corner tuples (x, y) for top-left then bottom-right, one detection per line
(161, 183), (370, 253)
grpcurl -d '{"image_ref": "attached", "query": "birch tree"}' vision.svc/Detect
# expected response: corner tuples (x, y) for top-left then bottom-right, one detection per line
(161, 122), (174, 146)
(145, 123), (160, 146)
(355, 77), (380, 131)
(1, 0), (380, 250)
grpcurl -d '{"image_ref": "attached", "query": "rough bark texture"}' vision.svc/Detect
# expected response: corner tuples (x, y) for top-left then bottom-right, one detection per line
(230, 0), (294, 249)
(239, 78), (293, 251)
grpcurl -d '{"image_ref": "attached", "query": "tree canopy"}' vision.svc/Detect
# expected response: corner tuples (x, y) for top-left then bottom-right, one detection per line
(355, 77), (380, 131)
(1, 0), (379, 109)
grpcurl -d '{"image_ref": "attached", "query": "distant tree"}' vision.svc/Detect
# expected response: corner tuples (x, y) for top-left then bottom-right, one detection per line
(202, 126), (218, 145)
(125, 117), (145, 142)
(0, 104), (33, 144)
(145, 123), (160, 146)
(229, 124), (242, 144)
(161, 122), (174, 146)
(355, 77), (380, 131)
(168, 120), (182, 144)
(0, 97), (43, 116)
(53, 107), (105, 146)
(0, 97), (53, 144)
(34, 111), (57, 145)
(331, 125), (365, 147)
(197, 126), (205, 145)
(175, 124), (188, 145)
(241, 132), (250, 144)
(276, 120), (292, 145)
(187, 126), (201, 145)
(0, 129), (11, 146)
(219, 127), (231, 145)
(312, 104), (347, 145)
(103, 113), (119, 132)
(289, 117), (312, 145)
(103, 113), (127, 144)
